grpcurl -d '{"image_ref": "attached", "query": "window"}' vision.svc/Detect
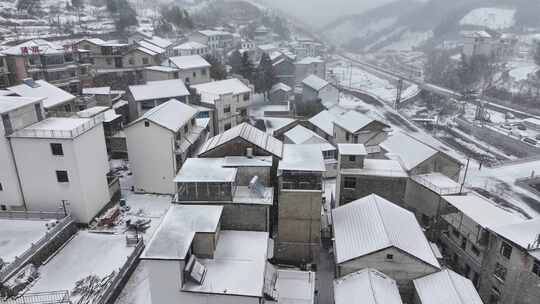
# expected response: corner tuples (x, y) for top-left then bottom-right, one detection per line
(243, 93), (250, 101)
(106, 58), (112, 65)
(493, 262), (507, 282)
(532, 261), (540, 277)
(344, 177), (356, 189)
(2, 114), (12, 135)
(224, 123), (232, 131)
(184, 125), (189, 133)
(461, 237), (467, 250)
(0, 205), (6, 211)
(202, 68), (207, 76)
(128, 57), (135, 65)
(224, 105), (231, 113)
(500, 242), (512, 259)
(193, 72), (197, 78)
(452, 228), (460, 238)
(191, 118), (196, 126)
(471, 245), (480, 256)
(144, 121), (150, 127)
(142, 57), (149, 65)
(348, 155), (356, 162)
(56, 170), (69, 183)
(353, 135), (358, 143)
(345, 133), (350, 141)
(386, 254), (394, 260)
(35, 103), (43, 121)
(50, 143), (64, 156)
(0, 182), (3, 191)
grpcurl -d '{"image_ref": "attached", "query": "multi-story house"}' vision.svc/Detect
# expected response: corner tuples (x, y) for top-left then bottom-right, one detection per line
(191, 78), (253, 134)
(191, 30), (234, 58)
(302, 74), (339, 104)
(0, 54), (11, 88)
(332, 110), (390, 148)
(125, 99), (205, 194)
(150, 55), (211, 85)
(276, 144), (326, 265)
(8, 79), (77, 114)
(3, 39), (93, 93)
(295, 57), (326, 85)
(172, 41), (210, 57)
(0, 95), (111, 223)
(127, 79), (190, 121)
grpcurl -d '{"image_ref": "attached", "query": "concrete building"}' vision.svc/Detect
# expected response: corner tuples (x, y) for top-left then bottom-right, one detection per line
(301, 74), (338, 104)
(8, 79), (77, 115)
(127, 79), (190, 120)
(336, 144), (408, 206)
(173, 41), (210, 57)
(381, 131), (462, 181)
(413, 269), (484, 304)
(332, 110), (391, 148)
(3, 39), (93, 93)
(306, 110), (341, 141)
(5, 108), (110, 223)
(191, 79), (253, 134)
(0, 54), (11, 88)
(462, 31), (517, 62)
(269, 82), (292, 103)
(157, 55), (211, 85)
(173, 157), (273, 231)
(334, 268), (403, 304)
(332, 194), (440, 296)
(295, 57), (325, 85)
(273, 57), (296, 88)
(191, 30), (234, 57)
(276, 144), (325, 265)
(438, 193), (523, 289)
(125, 99), (204, 194)
(480, 218), (540, 304)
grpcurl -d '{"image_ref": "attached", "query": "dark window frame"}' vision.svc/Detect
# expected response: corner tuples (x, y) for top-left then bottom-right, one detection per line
(50, 143), (64, 156)
(56, 170), (69, 183)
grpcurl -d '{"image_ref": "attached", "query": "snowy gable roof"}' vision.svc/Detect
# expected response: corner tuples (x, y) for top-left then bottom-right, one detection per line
(174, 41), (208, 50)
(334, 269), (403, 304)
(141, 205), (223, 260)
(270, 82), (292, 94)
(8, 80), (75, 109)
(174, 158), (237, 183)
(284, 125), (328, 145)
(489, 218), (540, 251)
(296, 56), (324, 65)
(278, 144), (326, 172)
(302, 74), (329, 91)
(192, 78), (251, 97)
(199, 122), (284, 158)
(338, 144), (367, 156)
(129, 79), (189, 101)
(165, 55), (211, 70)
(442, 193), (523, 229)
(414, 269), (483, 304)
(334, 111), (386, 134)
(332, 194), (440, 267)
(308, 110), (339, 136)
(137, 40), (166, 54)
(145, 36), (172, 49)
(131, 99), (197, 133)
(381, 131), (439, 171)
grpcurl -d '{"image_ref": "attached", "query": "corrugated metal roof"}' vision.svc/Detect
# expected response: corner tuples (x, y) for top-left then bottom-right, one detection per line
(302, 74), (329, 91)
(129, 99), (197, 133)
(381, 131), (439, 171)
(199, 123), (284, 158)
(333, 111), (384, 134)
(129, 79), (189, 101)
(414, 269), (483, 304)
(332, 194), (440, 267)
(334, 268), (403, 304)
(278, 144), (326, 172)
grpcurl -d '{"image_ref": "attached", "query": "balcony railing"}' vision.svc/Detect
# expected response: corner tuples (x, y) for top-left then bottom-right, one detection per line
(10, 114), (104, 139)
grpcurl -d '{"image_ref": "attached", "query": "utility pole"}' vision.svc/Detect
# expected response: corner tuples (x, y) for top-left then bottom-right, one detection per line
(460, 158), (470, 194)
(395, 79), (403, 110)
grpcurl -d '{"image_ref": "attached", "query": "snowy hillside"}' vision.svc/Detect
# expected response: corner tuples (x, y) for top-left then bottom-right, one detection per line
(460, 7), (516, 30)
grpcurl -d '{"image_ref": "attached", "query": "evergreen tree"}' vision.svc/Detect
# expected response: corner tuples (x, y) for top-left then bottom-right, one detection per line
(239, 52), (254, 82)
(255, 53), (276, 98)
(204, 55), (227, 80)
(106, 0), (138, 32)
(17, 0), (41, 14)
(228, 50), (243, 75)
(534, 42), (540, 68)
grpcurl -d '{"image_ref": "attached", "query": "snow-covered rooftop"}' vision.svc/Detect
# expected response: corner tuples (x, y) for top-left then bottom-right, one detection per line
(137, 40), (166, 54)
(141, 205), (223, 260)
(302, 74), (329, 91)
(8, 80), (76, 109)
(11, 117), (100, 139)
(381, 132), (440, 171)
(332, 194), (440, 267)
(270, 82), (292, 94)
(278, 144), (326, 172)
(77, 106), (108, 118)
(414, 269), (483, 304)
(296, 56), (324, 65)
(0, 96), (43, 114)
(411, 173), (462, 195)
(222, 156), (273, 167)
(103, 109), (121, 123)
(82, 86), (111, 96)
(334, 268), (403, 304)
(174, 158), (237, 183)
(334, 110), (384, 134)
(308, 110), (339, 136)
(174, 41), (208, 50)
(192, 78), (251, 103)
(130, 99), (197, 133)
(3, 39), (64, 56)
(129, 79), (189, 101)
(277, 269), (316, 304)
(198, 30), (231, 37)
(165, 55), (211, 70)
(181, 231), (269, 297)
(144, 66), (179, 73)
(340, 159), (408, 178)
(0, 218), (49, 263)
(145, 36), (173, 49)
(199, 123), (284, 158)
(338, 144), (367, 156)
(284, 125), (329, 145)
(442, 193), (524, 229)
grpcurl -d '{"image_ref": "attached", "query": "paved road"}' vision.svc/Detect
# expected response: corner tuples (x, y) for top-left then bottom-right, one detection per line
(315, 243), (335, 304)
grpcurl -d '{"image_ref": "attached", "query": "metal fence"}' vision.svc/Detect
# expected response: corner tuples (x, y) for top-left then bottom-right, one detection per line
(411, 175), (462, 195)
(4, 291), (71, 304)
(0, 211), (65, 220)
(0, 215), (74, 282)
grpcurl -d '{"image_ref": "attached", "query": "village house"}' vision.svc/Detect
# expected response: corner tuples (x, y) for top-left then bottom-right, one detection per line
(438, 193), (524, 289)
(173, 41), (210, 57)
(273, 56), (296, 88)
(296, 57), (326, 85)
(81, 86), (124, 108)
(0, 96), (111, 223)
(125, 99), (204, 195)
(333, 268), (404, 304)
(381, 131), (463, 181)
(332, 110), (391, 148)
(462, 31), (517, 62)
(0, 54), (11, 88)
(335, 144), (408, 206)
(128, 31), (173, 54)
(191, 30), (234, 57)
(2, 39), (93, 94)
(173, 157), (273, 231)
(127, 79), (190, 120)
(413, 269), (484, 304)
(8, 79), (77, 115)
(276, 144), (325, 265)
(301, 74), (338, 104)
(479, 218), (540, 304)
(151, 55), (211, 84)
(332, 194), (440, 297)
(306, 109), (341, 141)
(191, 78), (253, 134)
(269, 82), (293, 103)
(292, 38), (325, 59)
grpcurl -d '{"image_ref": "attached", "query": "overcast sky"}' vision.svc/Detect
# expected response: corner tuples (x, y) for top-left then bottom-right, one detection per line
(257, 0), (397, 27)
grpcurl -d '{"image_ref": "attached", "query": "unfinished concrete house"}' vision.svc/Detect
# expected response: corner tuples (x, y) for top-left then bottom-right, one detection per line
(336, 144), (408, 206)
(275, 144), (326, 265)
(173, 157), (273, 232)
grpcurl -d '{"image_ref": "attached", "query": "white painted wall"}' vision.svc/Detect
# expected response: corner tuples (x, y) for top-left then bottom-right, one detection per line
(11, 124), (110, 223)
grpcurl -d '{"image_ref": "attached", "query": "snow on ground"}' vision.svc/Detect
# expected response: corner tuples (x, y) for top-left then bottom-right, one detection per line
(0, 219), (49, 263)
(460, 7), (516, 30)
(323, 17), (396, 47)
(114, 260), (151, 304)
(29, 232), (134, 295)
(382, 30), (433, 52)
(509, 65), (538, 82)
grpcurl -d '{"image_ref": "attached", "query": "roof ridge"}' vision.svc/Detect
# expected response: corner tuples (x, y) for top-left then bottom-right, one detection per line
(446, 270), (467, 304)
(367, 269), (381, 304)
(372, 195), (393, 249)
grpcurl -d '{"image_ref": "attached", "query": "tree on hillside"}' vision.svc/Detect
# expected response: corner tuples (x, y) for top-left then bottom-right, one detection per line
(239, 52), (255, 82)
(228, 50), (243, 75)
(160, 5), (193, 30)
(17, 0), (41, 15)
(534, 42), (540, 68)
(255, 53), (276, 98)
(106, 0), (138, 32)
(204, 55), (227, 80)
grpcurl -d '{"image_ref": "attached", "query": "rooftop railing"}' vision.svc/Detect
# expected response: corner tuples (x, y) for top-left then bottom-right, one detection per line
(10, 114), (104, 139)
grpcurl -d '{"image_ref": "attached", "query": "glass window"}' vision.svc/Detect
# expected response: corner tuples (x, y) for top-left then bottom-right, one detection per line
(50, 143), (64, 156)
(532, 261), (540, 277)
(493, 262), (507, 282)
(500, 242), (513, 259)
(344, 177), (356, 189)
(56, 170), (69, 183)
